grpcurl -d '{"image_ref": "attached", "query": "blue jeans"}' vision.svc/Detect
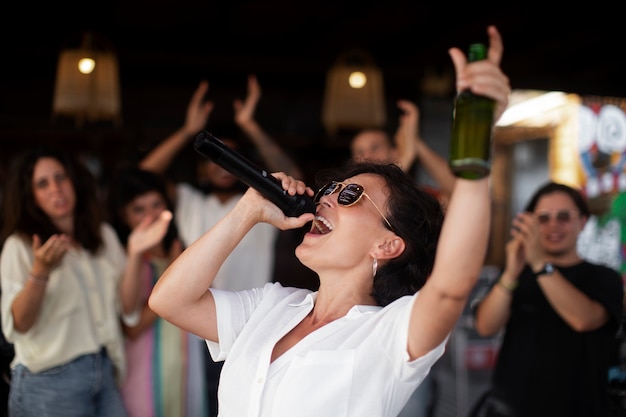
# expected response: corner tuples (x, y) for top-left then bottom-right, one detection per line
(8, 349), (128, 417)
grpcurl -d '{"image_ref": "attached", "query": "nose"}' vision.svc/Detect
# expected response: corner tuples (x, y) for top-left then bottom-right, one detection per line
(316, 195), (330, 205)
(49, 178), (63, 192)
(316, 195), (335, 212)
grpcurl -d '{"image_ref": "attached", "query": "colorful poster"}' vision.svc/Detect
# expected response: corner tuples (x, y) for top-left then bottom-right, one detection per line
(576, 97), (626, 287)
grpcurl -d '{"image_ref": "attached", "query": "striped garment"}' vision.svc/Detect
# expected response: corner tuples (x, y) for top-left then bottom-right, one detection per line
(121, 257), (209, 417)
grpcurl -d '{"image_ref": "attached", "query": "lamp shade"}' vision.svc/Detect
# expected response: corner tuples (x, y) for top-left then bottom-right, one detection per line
(322, 50), (386, 134)
(52, 33), (121, 126)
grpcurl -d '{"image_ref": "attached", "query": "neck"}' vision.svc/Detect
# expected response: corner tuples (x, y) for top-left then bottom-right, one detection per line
(312, 283), (377, 323)
(53, 216), (74, 236)
(546, 250), (582, 266)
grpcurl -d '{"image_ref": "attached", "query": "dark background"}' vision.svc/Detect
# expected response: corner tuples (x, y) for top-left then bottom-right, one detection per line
(2, 1), (625, 182)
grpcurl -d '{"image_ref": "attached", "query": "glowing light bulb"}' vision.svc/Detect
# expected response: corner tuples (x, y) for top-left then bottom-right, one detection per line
(78, 58), (96, 74)
(348, 71), (367, 89)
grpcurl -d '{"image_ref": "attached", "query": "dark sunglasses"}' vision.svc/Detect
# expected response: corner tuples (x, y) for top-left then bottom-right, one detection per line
(314, 181), (394, 231)
(536, 209), (578, 225)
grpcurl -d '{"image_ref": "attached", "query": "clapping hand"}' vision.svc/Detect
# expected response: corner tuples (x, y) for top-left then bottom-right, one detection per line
(127, 210), (174, 257)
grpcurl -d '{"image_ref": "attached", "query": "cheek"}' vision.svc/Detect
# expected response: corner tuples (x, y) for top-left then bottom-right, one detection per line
(128, 216), (142, 228)
(123, 210), (144, 229)
(32, 189), (47, 208)
(65, 185), (77, 207)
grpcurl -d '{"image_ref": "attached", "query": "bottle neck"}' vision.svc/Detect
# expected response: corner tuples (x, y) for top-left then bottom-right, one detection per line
(468, 43), (487, 63)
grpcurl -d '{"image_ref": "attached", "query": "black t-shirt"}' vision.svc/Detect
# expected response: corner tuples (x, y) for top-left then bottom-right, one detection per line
(485, 262), (623, 417)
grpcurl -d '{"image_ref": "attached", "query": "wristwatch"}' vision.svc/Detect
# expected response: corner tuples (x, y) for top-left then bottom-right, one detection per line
(534, 262), (555, 278)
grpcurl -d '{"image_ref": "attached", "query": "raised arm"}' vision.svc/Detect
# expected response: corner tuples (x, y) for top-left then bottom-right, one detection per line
(139, 81), (213, 175)
(9, 234), (71, 332)
(119, 210), (173, 316)
(407, 25), (510, 360)
(148, 174), (314, 341)
(234, 74), (304, 180)
(474, 229), (525, 336)
(394, 99), (457, 198)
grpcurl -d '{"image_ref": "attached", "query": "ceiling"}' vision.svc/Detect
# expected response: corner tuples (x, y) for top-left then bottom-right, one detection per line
(2, 1), (625, 151)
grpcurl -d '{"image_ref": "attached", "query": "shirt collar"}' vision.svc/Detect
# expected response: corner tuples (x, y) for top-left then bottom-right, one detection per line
(288, 292), (381, 318)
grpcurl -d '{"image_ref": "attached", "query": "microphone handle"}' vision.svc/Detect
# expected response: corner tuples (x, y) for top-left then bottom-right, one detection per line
(193, 130), (316, 217)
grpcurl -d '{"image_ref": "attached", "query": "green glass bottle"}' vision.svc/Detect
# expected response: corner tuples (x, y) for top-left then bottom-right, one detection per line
(448, 43), (495, 179)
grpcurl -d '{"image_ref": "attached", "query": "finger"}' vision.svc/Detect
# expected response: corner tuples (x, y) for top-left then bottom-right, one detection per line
(159, 210), (173, 223)
(248, 74), (260, 91)
(271, 171), (288, 182)
(141, 212), (172, 246)
(192, 80), (209, 104)
(396, 100), (408, 113)
(448, 47), (468, 81)
(281, 177), (302, 196)
(47, 236), (70, 262)
(247, 75), (261, 100)
(486, 25), (504, 66)
(277, 213), (315, 231)
(273, 173), (309, 197)
(32, 234), (42, 251)
(150, 214), (172, 238)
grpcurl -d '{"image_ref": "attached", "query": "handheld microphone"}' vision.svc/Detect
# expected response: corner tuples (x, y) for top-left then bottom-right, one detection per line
(193, 130), (316, 217)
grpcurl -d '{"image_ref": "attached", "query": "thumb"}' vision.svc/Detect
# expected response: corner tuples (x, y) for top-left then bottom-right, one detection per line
(448, 47), (468, 91)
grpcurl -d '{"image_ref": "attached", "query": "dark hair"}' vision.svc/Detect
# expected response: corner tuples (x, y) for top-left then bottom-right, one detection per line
(315, 162), (444, 306)
(107, 167), (180, 252)
(524, 181), (590, 217)
(0, 147), (104, 253)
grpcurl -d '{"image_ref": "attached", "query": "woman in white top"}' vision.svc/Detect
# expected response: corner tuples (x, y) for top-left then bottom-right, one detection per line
(149, 25), (510, 417)
(0, 147), (171, 417)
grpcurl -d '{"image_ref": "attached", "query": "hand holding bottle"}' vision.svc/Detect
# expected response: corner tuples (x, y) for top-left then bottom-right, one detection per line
(448, 26), (509, 121)
(447, 26), (510, 179)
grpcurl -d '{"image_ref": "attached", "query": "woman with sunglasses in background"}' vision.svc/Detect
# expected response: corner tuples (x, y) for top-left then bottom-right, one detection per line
(471, 181), (623, 417)
(148, 25), (509, 417)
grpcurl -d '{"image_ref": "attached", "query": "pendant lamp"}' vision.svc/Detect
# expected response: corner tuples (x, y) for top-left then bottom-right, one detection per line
(322, 48), (386, 135)
(52, 32), (122, 127)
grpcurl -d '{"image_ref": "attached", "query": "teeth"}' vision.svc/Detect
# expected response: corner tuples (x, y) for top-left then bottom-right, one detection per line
(314, 215), (333, 234)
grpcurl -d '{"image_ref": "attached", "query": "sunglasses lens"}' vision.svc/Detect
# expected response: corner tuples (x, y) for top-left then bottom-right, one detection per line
(338, 184), (363, 206)
(537, 210), (574, 224)
(537, 214), (550, 224)
(314, 182), (339, 204)
(556, 211), (571, 222)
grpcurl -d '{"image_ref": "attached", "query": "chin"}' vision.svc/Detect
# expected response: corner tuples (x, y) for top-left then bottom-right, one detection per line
(294, 244), (312, 269)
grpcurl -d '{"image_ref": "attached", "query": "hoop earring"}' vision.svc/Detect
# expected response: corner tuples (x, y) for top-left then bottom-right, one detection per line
(372, 257), (378, 277)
